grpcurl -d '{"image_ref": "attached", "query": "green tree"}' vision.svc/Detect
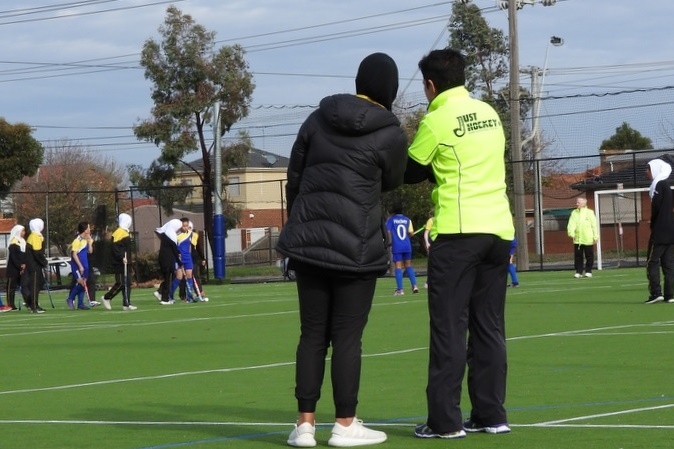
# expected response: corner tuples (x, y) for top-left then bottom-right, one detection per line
(599, 122), (653, 151)
(448, 2), (509, 99)
(384, 109), (434, 249)
(0, 118), (43, 198)
(133, 5), (255, 246)
(13, 142), (124, 255)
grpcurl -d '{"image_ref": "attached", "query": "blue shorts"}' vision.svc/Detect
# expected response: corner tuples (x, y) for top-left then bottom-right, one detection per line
(391, 252), (412, 263)
(181, 256), (193, 271)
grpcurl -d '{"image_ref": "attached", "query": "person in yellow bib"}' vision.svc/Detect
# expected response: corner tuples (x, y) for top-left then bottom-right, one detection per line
(404, 48), (514, 439)
(24, 218), (49, 314)
(566, 197), (598, 278)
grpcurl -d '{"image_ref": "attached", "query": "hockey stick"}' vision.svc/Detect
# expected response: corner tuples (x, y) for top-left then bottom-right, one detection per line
(180, 266), (197, 302)
(43, 267), (55, 308)
(191, 272), (208, 302)
(123, 252), (129, 304)
(75, 270), (92, 305)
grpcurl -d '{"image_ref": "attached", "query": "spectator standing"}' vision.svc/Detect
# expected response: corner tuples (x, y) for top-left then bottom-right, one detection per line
(277, 52), (407, 447)
(404, 48), (514, 439)
(644, 159), (674, 304)
(567, 198), (598, 278)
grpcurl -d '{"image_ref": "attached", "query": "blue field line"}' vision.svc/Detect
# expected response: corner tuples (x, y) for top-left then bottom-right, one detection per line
(137, 430), (288, 449)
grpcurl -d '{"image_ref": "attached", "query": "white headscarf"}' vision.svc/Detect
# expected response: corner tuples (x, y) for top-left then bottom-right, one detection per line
(118, 213), (132, 231)
(8, 224), (26, 258)
(29, 218), (44, 235)
(155, 218), (183, 244)
(648, 159), (672, 199)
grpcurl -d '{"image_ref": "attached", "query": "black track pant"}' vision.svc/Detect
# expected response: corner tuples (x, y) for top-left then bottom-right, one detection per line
(293, 271), (377, 418)
(425, 234), (510, 434)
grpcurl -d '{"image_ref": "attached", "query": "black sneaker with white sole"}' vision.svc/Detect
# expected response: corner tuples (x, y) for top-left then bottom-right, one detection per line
(645, 295), (664, 304)
(414, 423), (466, 439)
(463, 418), (511, 434)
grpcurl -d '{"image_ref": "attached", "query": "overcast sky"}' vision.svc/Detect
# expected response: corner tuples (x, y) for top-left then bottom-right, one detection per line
(2, 0), (674, 172)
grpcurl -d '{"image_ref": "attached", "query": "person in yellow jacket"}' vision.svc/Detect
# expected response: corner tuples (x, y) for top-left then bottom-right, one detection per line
(567, 197), (598, 278)
(404, 48), (514, 439)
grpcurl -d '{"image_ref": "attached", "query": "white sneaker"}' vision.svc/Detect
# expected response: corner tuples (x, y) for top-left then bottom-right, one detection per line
(89, 300), (101, 307)
(153, 291), (162, 301)
(102, 298), (112, 310)
(574, 273), (582, 278)
(328, 418), (386, 447)
(287, 422), (316, 447)
(585, 272), (593, 278)
(123, 304), (138, 311)
(200, 297), (209, 302)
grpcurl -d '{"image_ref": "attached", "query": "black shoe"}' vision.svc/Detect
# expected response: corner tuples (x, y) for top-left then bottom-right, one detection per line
(77, 305), (91, 310)
(463, 418), (511, 434)
(645, 295), (664, 304)
(36, 306), (46, 312)
(414, 423), (466, 439)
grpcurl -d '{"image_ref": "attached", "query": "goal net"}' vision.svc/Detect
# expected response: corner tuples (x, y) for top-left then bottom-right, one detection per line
(594, 186), (646, 270)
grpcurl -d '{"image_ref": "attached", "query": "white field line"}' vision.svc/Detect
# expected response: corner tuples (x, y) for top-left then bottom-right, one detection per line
(0, 419), (411, 427)
(534, 403), (674, 426)
(0, 347), (425, 396)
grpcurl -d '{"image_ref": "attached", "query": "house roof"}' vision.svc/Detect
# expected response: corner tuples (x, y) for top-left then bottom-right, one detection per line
(570, 150), (674, 192)
(0, 218), (16, 234)
(180, 147), (289, 173)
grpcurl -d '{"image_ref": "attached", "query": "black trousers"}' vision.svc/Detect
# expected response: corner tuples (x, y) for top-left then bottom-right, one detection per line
(573, 244), (594, 274)
(646, 239), (674, 298)
(293, 270), (377, 418)
(104, 269), (132, 306)
(425, 234), (510, 433)
(22, 269), (44, 310)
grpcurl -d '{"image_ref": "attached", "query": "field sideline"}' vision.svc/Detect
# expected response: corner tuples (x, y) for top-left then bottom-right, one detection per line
(1, 267), (673, 448)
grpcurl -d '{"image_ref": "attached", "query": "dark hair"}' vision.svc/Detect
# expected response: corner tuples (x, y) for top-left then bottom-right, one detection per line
(391, 199), (403, 215)
(418, 48), (466, 93)
(77, 221), (89, 234)
(181, 217), (190, 224)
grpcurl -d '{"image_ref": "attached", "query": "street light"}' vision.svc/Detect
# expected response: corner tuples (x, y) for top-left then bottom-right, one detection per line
(522, 35), (564, 260)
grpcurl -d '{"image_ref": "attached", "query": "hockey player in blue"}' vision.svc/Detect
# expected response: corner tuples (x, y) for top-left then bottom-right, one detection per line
(386, 202), (419, 295)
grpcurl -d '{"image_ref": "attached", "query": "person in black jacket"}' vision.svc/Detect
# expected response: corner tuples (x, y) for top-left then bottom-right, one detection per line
(24, 218), (49, 314)
(644, 158), (674, 304)
(277, 52), (408, 448)
(153, 218), (184, 305)
(102, 213), (136, 310)
(5, 224), (28, 311)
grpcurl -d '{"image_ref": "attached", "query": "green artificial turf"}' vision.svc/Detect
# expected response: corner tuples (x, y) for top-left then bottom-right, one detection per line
(1, 267), (673, 448)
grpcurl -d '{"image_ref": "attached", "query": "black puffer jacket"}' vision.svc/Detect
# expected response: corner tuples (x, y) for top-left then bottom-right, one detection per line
(276, 93), (408, 275)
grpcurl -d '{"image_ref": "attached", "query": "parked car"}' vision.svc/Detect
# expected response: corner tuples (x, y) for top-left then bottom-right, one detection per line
(47, 257), (100, 286)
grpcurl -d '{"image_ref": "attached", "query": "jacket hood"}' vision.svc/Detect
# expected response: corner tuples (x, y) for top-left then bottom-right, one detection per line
(318, 94), (400, 136)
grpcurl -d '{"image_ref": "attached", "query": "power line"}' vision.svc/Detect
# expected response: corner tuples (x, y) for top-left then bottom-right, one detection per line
(0, 0), (185, 26)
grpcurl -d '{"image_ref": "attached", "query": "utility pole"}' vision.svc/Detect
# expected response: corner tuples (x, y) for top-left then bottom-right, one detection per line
(507, 0), (529, 270)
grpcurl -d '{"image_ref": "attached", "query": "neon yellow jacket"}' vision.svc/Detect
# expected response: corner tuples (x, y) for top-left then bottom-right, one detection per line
(408, 86), (514, 241)
(567, 206), (598, 245)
